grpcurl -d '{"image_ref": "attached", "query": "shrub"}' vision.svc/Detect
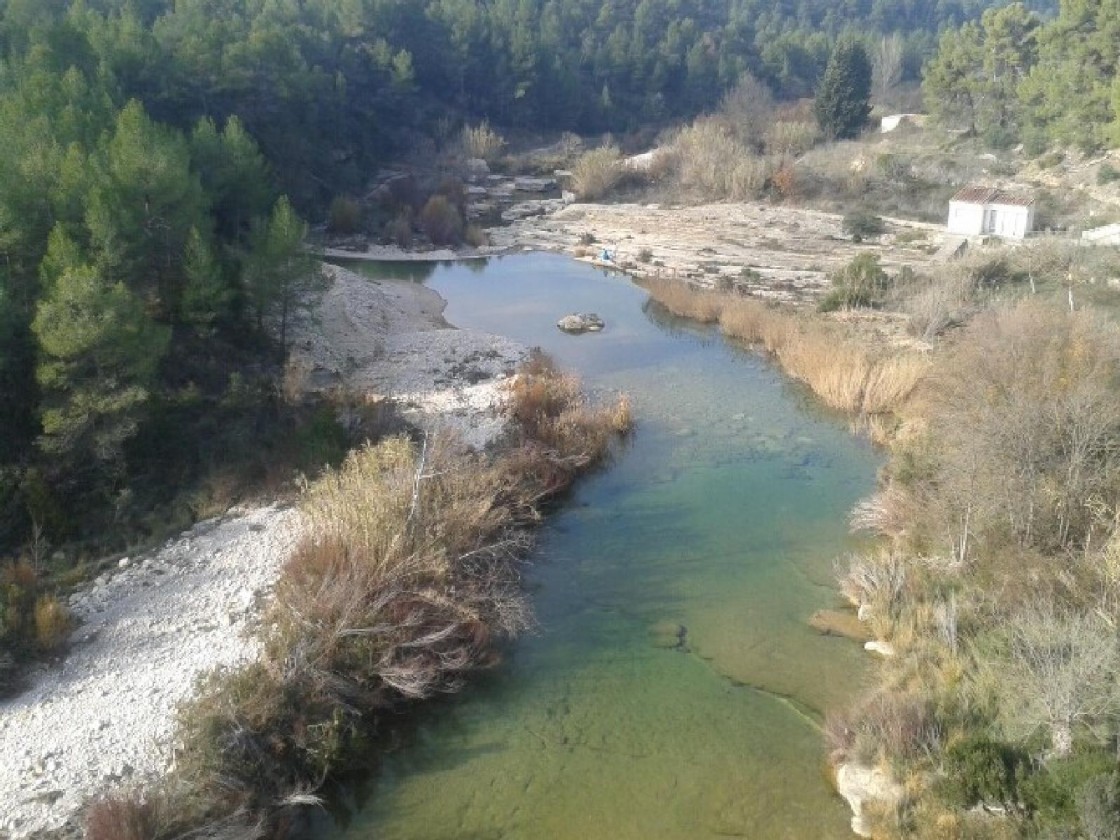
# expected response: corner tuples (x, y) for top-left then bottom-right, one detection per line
(386, 212), (413, 248)
(670, 120), (769, 200)
(938, 735), (1030, 811)
(463, 224), (488, 248)
(764, 120), (818, 156)
(1097, 163), (1120, 185)
(1077, 771), (1120, 840)
(843, 211), (886, 242)
(327, 196), (361, 234)
(460, 120), (504, 162)
(636, 247), (653, 263)
(33, 594), (70, 652)
(820, 253), (889, 310)
(418, 195), (464, 246)
(570, 146), (622, 200)
(84, 791), (165, 840)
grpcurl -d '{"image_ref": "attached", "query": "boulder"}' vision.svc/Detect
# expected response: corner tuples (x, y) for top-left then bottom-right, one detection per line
(836, 763), (903, 837)
(514, 176), (556, 192)
(464, 158), (490, 181)
(557, 313), (605, 334)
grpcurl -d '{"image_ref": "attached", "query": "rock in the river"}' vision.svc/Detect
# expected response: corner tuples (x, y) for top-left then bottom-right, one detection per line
(557, 313), (605, 334)
(808, 609), (870, 641)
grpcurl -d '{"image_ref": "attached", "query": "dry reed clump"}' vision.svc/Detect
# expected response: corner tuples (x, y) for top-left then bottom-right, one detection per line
(84, 790), (166, 840)
(460, 120), (504, 162)
(642, 277), (927, 421)
(174, 353), (630, 819)
(667, 119), (771, 200)
(570, 146), (622, 200)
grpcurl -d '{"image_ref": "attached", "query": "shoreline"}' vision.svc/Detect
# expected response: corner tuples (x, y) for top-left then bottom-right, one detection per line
(0, 265), (531, 838)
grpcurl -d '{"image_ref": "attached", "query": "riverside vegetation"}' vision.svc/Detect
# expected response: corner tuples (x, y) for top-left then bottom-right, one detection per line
(82, 353), (632, 839)
(644, 239), (1120, 838)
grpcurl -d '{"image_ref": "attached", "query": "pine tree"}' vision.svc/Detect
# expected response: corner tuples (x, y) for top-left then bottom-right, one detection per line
(813, 39), (872, 140)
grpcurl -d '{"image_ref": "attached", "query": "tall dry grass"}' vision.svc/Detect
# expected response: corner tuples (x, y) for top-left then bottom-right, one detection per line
(642, 277), (927, 421)
(570, 146), (622, 200)
(172, 353), (630, 822)
(666, 119), (772, 200)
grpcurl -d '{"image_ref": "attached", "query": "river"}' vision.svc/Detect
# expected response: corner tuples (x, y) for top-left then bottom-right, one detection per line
(326, 253), (878, 839)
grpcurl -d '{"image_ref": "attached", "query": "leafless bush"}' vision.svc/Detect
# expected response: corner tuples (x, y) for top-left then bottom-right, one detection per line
(667, 119), (771, 200)
(717, 71), (774, 150)
(570, 146), (622, 200)
(926, 301), (1120, 556)
(980, 601), (1120, 756)
(764, 121), (819, 157)
(840, 691), (941, 766)
(418, 195), (464, 246)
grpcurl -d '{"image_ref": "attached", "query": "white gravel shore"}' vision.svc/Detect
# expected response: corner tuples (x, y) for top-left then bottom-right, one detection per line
(0, 263), (528, 838)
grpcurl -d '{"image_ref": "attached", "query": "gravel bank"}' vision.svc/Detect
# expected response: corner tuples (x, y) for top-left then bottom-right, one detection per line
(0, 264), (528, 838)
(0, 505), (302, 838)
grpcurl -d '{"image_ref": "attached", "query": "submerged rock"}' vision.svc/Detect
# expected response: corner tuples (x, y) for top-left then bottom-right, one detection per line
(557, 313), (605, 334)
(648, 620), (689, 651)
(809, 609), (870, 642)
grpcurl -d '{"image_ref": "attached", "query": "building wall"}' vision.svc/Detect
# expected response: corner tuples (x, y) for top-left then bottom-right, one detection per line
(987, 202), (1033, 239)
(947, 201), (1033, 239)
(947, 200), (984, 236)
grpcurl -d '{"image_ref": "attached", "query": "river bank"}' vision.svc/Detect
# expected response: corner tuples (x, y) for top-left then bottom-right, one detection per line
(0, 265), (530, 838)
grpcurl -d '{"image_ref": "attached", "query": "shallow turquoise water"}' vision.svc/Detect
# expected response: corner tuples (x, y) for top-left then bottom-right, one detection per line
(329, 254), (878, 839)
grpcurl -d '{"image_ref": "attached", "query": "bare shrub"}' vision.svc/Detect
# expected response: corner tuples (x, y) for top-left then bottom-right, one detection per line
(979, 602), (1120, 756)
(570, 146), (622, 200)
(764, 121), (819, 156)
(838, 551), (908, 639)
(844, 690), (940, 766)
(463, 224), (488, 248)
(85, 790), (164, 840)
(33, 594), (70, 652)
(327, 196), (361, 234)
(418, 195), (464, 246)
(926, 301), (1120, 556)
(460, 120), (504, 162)
(669, 119), (768, 200)
(385, 212), (413, 248)
(718, 71), (774, 149)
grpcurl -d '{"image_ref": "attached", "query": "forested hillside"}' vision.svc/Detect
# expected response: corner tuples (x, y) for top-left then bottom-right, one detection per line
(0, 0), (1047, 563)
(924, 0), (1119, 150)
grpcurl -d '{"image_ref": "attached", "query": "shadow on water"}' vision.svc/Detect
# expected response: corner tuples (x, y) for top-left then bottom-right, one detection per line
(323, 253), (881, 840)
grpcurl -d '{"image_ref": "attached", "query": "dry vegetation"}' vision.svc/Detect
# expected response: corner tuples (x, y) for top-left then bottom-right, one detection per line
(83, 355), (630, 838)
(640, 243), (1120, 836)
(642, 277), (927, 424)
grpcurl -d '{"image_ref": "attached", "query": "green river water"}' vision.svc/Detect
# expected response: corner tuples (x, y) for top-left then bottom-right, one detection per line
(327, 253), (878, 840)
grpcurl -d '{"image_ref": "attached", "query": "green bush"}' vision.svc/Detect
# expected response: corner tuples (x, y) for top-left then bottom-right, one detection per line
(386, 212), (413, 248)
(842, 211), (886, 243)
(1097, 163), (1120, 185)
(1019, 749), (1116, 828)
(938, 735), (1030, 810)
(819, 252), (890, 311)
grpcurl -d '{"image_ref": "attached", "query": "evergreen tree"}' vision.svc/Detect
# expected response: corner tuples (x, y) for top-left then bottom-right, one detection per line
(813, 39), (871, 140)
(32, 259), (170, 467)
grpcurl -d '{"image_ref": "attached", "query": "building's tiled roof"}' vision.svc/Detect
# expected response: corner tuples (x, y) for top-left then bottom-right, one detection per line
(951, 186), (1035, 206)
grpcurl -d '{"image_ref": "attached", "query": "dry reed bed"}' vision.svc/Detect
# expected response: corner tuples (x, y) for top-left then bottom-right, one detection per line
(641, 277), (928, 421)
(84, 354), (631, 840)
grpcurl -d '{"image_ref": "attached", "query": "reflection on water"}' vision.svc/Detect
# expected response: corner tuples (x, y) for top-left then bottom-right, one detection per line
(328, 253), (879, 840)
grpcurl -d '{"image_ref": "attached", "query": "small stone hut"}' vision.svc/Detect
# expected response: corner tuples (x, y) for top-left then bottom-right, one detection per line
(946, 186), (1035, 240)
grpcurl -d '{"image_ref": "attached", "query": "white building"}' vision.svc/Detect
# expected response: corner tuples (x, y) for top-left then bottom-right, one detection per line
(947, 186), (1035, 240)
